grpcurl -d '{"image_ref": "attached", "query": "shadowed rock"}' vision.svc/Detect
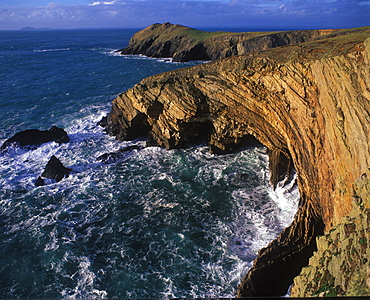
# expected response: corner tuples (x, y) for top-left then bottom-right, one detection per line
(1, 126), (69, 151)
(35, 156), (71, 186)
(97, 145), (143, 163)
(35, 176), (45, 187)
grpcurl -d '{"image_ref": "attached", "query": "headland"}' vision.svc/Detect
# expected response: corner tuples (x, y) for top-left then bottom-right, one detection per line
(104, 24), (370, 296)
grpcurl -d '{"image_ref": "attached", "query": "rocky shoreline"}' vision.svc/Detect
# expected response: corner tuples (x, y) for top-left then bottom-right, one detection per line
(0, 127), (72, 186)
(118, 22), (352, 62)
(103, 25), (370, 296)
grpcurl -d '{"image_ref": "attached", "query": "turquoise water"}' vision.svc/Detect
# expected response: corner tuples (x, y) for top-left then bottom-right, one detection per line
(0, 29), (298, 298)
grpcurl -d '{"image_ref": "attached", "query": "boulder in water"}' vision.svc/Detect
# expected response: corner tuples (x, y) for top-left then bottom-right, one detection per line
(35, 155), (71, 186)
(35, 176), (45, 187)
(1, 126), (69, 151)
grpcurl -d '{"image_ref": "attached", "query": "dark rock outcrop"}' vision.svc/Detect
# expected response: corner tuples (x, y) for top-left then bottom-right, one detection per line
(118, 22), (350, 62)
(97, 145), (143, 163)
(104, 27), (370, 296)
(35, 155), (71, 186)
(1, 126), (69, 151)
(35, 176), (45, 187)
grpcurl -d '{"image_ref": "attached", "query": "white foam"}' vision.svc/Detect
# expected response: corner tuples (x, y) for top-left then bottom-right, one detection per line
(0, 107), (121, 191)
(104, 49), (122, 56)
(121, 53), (174, 63)
(268, 173), (299, 228)
(60, 255), (107, 299)
(110, 52), (208, 65)
(225, 148), (299, 272)
(158, 275), (176, 297)
(0, 112), (300, 298)
(105, 50), (174, 63)
(34, 48), (71, 52)
(44, 226), (60, 252)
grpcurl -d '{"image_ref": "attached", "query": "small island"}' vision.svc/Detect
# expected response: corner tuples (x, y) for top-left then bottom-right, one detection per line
(20, 26), (53, 30)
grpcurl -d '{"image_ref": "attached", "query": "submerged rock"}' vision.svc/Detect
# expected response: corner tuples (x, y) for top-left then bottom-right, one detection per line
(35, 176), (45, 187)
(1, 126), (69, 151)
(97, 145), (143, 163)
(35, 155), (71, 186)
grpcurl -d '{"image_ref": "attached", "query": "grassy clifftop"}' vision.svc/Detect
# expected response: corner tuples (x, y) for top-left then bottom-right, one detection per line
(118, 22), (370, 62)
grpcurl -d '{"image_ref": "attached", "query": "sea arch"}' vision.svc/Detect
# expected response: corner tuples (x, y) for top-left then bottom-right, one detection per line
(102, 43), (370, 296)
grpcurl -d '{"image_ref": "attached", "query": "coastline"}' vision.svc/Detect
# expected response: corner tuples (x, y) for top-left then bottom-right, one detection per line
(103, 24), (370, 296)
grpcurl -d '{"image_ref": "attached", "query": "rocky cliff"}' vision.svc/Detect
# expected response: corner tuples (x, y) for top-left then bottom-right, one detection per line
(118, 22), (351, 62)
(103, 27), (370, 296)
(291, 170), (370, 297)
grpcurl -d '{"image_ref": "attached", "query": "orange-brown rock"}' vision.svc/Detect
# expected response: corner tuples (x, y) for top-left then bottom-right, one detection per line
(103, 27), (370, 296)
(291, 171), (370, 297)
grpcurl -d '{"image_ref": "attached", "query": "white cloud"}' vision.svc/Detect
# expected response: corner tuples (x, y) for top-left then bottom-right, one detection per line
(0, 0), (368, 30)
(90, 1), (118, 6)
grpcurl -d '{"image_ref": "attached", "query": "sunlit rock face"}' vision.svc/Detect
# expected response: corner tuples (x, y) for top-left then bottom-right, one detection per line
(103, 28), (370, 296)
(291, 170), (370, 297)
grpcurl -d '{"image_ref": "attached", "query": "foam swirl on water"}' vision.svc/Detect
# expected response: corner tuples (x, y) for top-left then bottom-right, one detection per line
(0, 29), (299, 297)
(0, 103), (299, 298)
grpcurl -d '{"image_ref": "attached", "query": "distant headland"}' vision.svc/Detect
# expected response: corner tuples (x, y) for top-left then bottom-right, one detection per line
(117, 22), (359, 62)
(20, 27), (54, 30)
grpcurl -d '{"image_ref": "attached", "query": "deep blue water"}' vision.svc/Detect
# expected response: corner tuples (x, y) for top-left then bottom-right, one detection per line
(0, 29), (298, 298)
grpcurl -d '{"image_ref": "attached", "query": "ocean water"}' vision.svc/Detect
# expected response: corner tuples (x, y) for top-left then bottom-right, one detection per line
(0, 29), (298, 298)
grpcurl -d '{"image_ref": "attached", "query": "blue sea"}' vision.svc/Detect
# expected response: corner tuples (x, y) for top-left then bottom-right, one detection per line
(0, 29), (298, 298)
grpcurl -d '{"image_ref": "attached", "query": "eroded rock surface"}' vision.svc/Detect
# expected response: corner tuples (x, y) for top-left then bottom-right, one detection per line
(291, 171), (370, 297)
(104, 28), (370, 296)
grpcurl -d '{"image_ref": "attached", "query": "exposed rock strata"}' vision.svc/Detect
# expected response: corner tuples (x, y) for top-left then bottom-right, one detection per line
(291, 171), (370, 297)
(104, 28), (370, 296)
(119, 22), (353, 62)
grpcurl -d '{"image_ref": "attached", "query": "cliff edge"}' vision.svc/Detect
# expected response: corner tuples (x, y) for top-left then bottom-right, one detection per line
(104, 27), (370, 296)
(119, 22), (351, 62)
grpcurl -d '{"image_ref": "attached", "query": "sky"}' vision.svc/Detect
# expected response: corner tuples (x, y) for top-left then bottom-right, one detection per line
(0, 0), (369, 30)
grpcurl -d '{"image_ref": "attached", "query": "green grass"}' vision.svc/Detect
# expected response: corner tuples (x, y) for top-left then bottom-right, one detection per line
(136, 22), (276, 46)
(183, 28), (230, 41)
(359, 237), (367, 245)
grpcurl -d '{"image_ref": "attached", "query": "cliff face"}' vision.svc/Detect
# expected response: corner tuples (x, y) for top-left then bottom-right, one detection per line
(119, 22), (347, 62)
(104, 28), (370, 296)
(291, 171), (370, 297)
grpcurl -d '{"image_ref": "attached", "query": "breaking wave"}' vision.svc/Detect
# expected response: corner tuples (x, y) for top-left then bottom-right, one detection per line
(0, 29), (299, 298)
(0, 109), (298, 298)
